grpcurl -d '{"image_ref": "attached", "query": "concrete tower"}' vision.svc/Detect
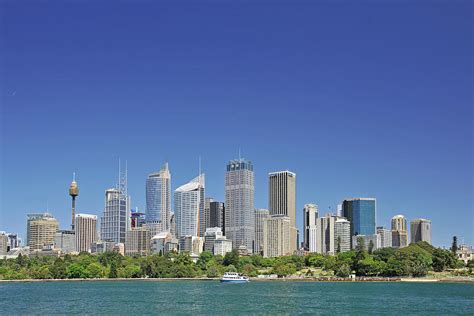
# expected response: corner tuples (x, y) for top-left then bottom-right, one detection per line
(69, 173), (79, 230)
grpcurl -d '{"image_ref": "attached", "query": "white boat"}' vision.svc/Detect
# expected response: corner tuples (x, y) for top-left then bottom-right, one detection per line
(220, 272), (249, 283)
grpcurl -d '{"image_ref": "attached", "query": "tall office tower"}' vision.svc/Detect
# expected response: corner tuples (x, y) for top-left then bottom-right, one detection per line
(204, 227), (224, 252)
(69, 173), (79, 230)
(303, 204), (318, 251)
(125, 226), (151, 256)
(54, 230), (76, 253)
(75, 214), (97, 252)
(391, 214), (408, 248)
(174, 174), (205, 238)
(169, 213), (177, 238)
(0, 232), (8, 256)
(315, 214), (337, 255)
(410, 218), (432, 244)
(336, 203), (343, 217)
(209, 201), (225, 233)
(376, 226), (392, 248)
(334, 218), (351, 253)
(26, 213), (59, 250)
(100, 162), (130, 243)
(225, 158), (255, 253)
(254, 208), (269, 254)
(202, 198), (214, 237)
(263, 215), (290, 258)
(268, 171), (297, 252)
(146, 163), (171, 232)
(342, 198), (376, 241)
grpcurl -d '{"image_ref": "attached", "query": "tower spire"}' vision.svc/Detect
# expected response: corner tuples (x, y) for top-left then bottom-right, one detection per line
(69, 172), (79, 230)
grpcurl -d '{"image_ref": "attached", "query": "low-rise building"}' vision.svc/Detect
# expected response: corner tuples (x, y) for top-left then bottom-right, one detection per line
(179, 236), (203, 255)
(376, 226), (392, 249)
(456, 244), (473, 264)
(214, 238), (232, 256)
(204, 227), (223, 253)
(150, 231), (172, 255)
(126, 227), (151, 256)
(54, 230), (76, 253)
(352, 234), (381, 251)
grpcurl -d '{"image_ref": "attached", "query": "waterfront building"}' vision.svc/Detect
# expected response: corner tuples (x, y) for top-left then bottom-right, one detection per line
(150, 231), (172, 255)
(376, 226), (392, 249)
(456, 244), (473, 264)
(391, 215), (408, 248)
(0, 233), (8, 256)
(54, 230), (76, 253)
(334, 218), (351, 253)
(27, 213), (59, 250)
(315, 214), (337, 255)
(255, 208), (269, 254)
(174, 174), (205, 238)
(213, 237), (233, 256)
(209, 201), (225, 234)
(303, 204), (318, 251)
(410, 218), (432, 244)
(125, 226), (151, 256)
(352, 234), (381, 251)
(268, 171), (297, 253)
(204, 227), (224, 252)
(75, 213), (97, 253)
(100, 187), (130, 244)
(179, 235), (203, 255)
(225, 158), (255, 253)
(342, 198), (376, 242)
(263, 215), (290, 258)
(146, 163), (171, 232)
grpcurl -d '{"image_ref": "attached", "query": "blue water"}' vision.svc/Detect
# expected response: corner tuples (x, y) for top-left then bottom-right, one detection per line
(0, 280), (473, 315)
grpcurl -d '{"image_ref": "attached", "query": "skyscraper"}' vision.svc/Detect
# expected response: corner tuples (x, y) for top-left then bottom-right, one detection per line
(202, 197), (214, 237)
(315, 214), (337, 255)
(209, 201), (225, 233)
(335, 218), (351, 253)
(146, 163), (171, 232)
(268, 171), (297, 252)
(174, 174), (205, 238)
(225, 158), (255, 253)
(411, 218), (432, 244)
(254, 208), (269, 254)
(26, 213), (59, 250)
(75, 213), (97, 252)
(263, 215), (290, 258)
(342, 198), (376, 239)
(303, 203), (318, 251)
(391, 214), (408, 248)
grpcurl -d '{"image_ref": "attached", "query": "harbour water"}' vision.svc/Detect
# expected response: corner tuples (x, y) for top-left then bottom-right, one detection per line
(1, 280), (473, 315)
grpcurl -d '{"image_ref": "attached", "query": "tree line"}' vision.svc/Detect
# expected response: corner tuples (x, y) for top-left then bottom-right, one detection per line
(0, 241), (470, 280)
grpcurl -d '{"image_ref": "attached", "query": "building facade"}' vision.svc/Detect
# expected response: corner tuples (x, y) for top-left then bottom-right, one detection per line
(268, 171), (297, 253)
(174, 174), (205, 238)
(342, 198), (376, 240)
(225, 158), (255, 253)
(126, 226), (151, 256)
(204, 227), (224, 252)
(100, 188), (130, 244)
(376, 226), (392, 249)
(263, 215), (290, 258)
(303, 204), (318, 251)
(209, 201), (225, 234)
(410, 219), (432, 244)
(54, 230), (76, 253)
(146, 163), (171, 232)
(75, 213), (97, 253)
(334, 218), (351, 253)
(315, 214), (336, 255)
(254, 208), (269, 255)
(27, 213), (59, 250)
(391, 215), (408, 248)
(352, 234), (381, 251)
(214, 238), (233, 256)
(0, 233), (8, 256)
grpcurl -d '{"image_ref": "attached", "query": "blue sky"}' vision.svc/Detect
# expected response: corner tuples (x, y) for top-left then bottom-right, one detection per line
(1, 1), (472, 247)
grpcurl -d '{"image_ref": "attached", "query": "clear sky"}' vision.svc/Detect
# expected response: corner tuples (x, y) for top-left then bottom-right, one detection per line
(1, 1), (472, 247)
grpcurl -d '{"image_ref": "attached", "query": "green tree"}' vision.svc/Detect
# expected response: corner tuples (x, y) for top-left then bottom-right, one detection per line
(109, 261), (118, 278)
(86, 263), (104, 278)
(306, 254), (325, 268)
(336, 237), (341, 254)
(197, 251), (214, 270)
(226, 264), (237, 272)
(206, 265), (220, 278)
(355, 237), (366, 261)
(68, 263), (88, 279)
(50, 258), (67, 279)
(272, 263), (297, 277)
(450, 236), (458, 255)
(334, 262), (351, 277)
(368, 240), (374, 255)
(223, 250), (239, 266)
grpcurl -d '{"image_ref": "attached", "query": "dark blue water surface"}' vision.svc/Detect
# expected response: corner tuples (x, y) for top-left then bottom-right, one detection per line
(1, 280), (473, 315)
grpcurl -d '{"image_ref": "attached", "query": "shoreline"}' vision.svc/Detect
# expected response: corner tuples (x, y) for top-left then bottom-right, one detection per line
(1, 277), (473, 284)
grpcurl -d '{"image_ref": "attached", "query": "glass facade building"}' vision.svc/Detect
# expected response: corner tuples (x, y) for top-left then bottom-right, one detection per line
(146, 163), (171, 232)
(342, 198), (376, 238)
(100, 188), (129, 243)
(174, 174), (205, 238)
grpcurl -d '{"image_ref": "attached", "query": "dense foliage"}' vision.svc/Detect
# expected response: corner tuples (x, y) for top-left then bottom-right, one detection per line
(0, 242), (469, 280)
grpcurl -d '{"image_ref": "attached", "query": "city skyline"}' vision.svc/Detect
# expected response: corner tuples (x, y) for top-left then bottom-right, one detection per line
(1, 2), (472, 248)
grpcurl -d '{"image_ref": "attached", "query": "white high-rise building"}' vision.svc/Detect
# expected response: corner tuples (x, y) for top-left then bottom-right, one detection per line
(335, 218), (351, 253)
(174, 174), (205, 238)
(263, 215), (290, 258)
(315, 214), (336, 255)
(376, 226), (392, 249)
(303, 204), (318, 251)
(225, 158), (255, 253)
(254, 209), (269, 254)
(75, 214), (97, 253)
(268, 171), (297, 252)
(146, 163), (171, 232)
